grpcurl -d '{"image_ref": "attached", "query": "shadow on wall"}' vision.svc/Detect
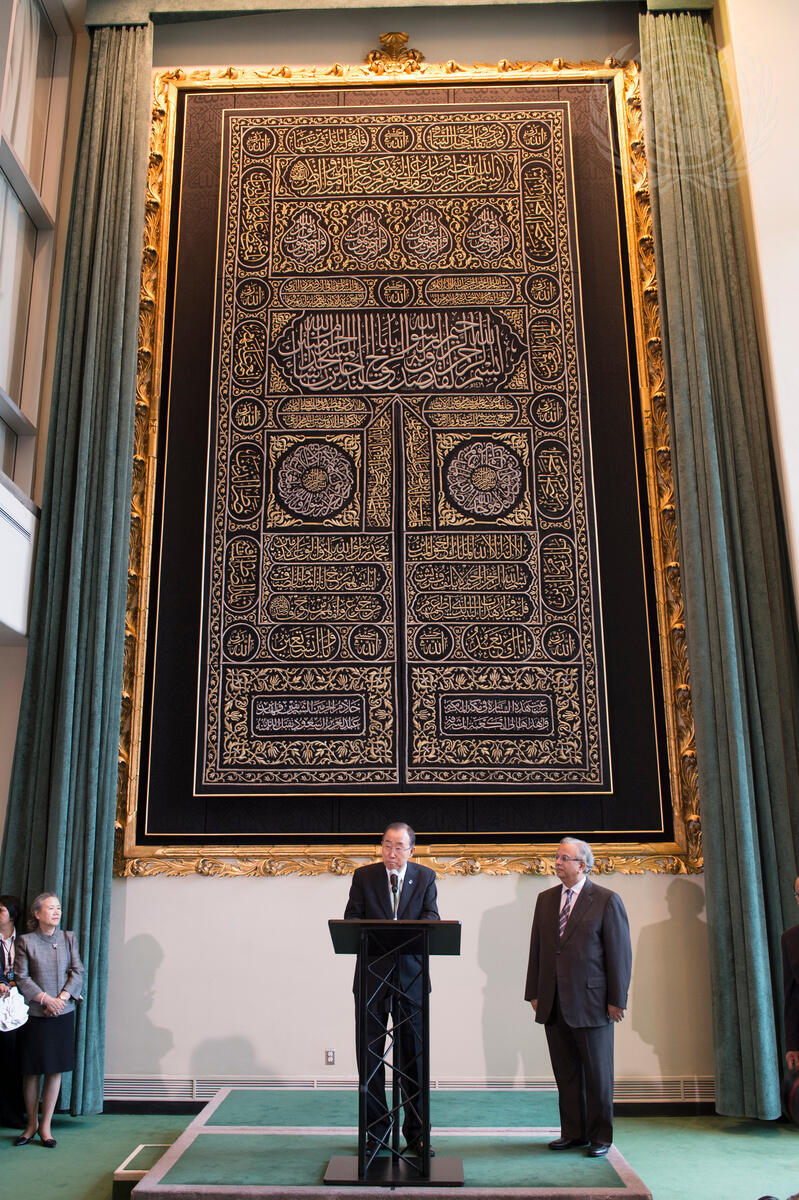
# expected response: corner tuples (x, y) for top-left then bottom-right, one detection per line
(190, 1037), (274, 1079)
(478, 874), (542, 1081)
(115, 934), (174, 1073)
(631, 878), (714, 1076)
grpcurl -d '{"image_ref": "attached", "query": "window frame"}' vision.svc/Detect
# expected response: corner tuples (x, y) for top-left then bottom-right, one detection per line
(0, 0), (74, 495)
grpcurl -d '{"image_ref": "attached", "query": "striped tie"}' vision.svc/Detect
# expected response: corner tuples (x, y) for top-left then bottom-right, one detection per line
(559, 888), (574, 938)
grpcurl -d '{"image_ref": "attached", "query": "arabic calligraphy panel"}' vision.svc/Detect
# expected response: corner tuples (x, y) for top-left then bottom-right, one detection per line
(195, 99), (610, 799)
(122, 62), (691, 867)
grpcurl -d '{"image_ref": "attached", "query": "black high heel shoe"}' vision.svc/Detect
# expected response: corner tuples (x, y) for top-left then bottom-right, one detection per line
(14, 1132), (36, 1146)
(37, 1131), (57, 1148)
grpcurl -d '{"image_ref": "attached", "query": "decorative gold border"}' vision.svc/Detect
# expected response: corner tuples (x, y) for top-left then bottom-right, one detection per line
(116, 54), (701, 879)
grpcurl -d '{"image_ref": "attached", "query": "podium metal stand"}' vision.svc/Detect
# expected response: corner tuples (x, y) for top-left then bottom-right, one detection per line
(325, 918), (463, 1187)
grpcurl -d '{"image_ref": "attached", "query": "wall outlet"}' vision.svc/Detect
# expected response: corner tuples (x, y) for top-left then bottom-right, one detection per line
(325, 1049), (335, 1065)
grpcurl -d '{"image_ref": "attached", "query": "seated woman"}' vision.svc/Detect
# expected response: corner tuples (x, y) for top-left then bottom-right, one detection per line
(0, 894), (26, 1127)
(14, 893), (84, 1147)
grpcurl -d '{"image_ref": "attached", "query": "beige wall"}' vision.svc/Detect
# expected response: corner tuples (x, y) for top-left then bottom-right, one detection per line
(151, 2), (640, 69)
(107, 869), (713, 1084)
(5, 0), (798, 1090)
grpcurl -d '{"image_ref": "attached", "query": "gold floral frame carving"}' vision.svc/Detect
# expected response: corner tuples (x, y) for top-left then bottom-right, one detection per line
(116, 53), (700, 879)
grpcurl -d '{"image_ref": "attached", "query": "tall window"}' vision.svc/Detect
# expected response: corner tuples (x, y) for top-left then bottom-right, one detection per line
(0, 0), (73, 495)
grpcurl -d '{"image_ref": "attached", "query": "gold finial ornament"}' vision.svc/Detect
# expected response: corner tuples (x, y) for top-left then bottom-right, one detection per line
(366, 32), (424, 73)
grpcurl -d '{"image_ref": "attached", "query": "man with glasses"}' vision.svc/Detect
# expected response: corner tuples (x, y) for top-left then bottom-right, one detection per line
(782, 876), (799, 1075)
(344, 822), (440, 1157)
(524, 838), (631, 1158)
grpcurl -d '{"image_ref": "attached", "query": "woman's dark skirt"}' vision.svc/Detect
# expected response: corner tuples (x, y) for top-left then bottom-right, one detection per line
(18, 1011), (75, 1075)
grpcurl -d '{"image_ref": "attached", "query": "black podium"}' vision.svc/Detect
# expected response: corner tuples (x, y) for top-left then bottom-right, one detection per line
(325, 918), (463, 1187)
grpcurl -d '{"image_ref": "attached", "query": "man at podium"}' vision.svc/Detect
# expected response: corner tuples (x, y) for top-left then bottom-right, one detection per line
(344, 823), (440, 1157)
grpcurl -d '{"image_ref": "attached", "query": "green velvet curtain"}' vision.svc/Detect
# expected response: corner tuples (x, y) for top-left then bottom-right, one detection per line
(0, 22), (153, 1114)
(641, 11), (799, 1119)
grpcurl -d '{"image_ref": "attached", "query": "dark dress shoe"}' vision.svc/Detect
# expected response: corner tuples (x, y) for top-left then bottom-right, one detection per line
(14, 1133), (35, 1145)
(405, 1140), (435, 1157)
(588, 1142), (610, 1157)
(548, 1137), (589, 1150)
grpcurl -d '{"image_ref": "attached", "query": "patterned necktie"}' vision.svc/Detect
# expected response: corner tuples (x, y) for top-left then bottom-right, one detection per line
(559, 888), (574, 938)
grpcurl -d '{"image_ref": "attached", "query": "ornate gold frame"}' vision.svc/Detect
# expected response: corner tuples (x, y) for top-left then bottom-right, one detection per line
(116, 50), (700, 879)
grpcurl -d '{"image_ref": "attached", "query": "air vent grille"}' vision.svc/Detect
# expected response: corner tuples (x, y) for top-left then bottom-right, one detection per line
(104, 1075), (715, 1103)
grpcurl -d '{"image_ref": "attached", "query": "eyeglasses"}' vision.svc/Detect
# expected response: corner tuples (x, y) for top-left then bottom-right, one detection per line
(382, 841), (411, 853)
(554, 855), (582, 864)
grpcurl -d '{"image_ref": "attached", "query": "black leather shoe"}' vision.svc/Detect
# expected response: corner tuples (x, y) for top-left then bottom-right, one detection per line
(14, 1133), (35, 1146)
(405, 1140), (435, 1158)
(548, 1137), (589, 1150)
(588, 1142), (610, 1157)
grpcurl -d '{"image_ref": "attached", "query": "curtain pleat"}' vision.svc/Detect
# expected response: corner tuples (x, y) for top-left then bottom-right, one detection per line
(0, 21), (152, 1114)
(641, 10), (799, 1119)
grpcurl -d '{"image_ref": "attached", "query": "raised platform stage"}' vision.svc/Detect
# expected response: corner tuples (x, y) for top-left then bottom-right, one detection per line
(131, 1088), (652, 1199)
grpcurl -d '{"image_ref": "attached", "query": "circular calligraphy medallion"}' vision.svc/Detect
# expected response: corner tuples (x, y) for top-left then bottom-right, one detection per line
(376, 276), (415, 308)
(378, 123), (415, 153)
(241, 126), (275, 158)
(518, 120), (553, 152)
(529, 393), (566, 431)
(525, 272), (560, 307)
(443, 439), (524, 519)
(275, 440), (356, 520)
(348, 624), (388, 661)
(236, 278), (271, 312)
(414, 624), (454, 661)
(232, 396), (267, 433)
(223, 622), (261, 662)
(542, 622), (580, 661)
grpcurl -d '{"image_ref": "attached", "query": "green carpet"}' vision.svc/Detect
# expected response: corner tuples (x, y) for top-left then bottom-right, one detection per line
(0, 1114), (187, 1200)
(1, 1098), (799, 1199)
(122, 1143), (171, 1171)
(208, 1086), (560, 1128)
(160, 1132), (621, 1189)
(616, 1113), (799, 1200)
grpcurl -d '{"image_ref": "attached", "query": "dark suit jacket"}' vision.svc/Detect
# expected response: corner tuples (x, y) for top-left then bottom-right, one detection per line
(344, 860), (440, 1002)
(524, 877), (632, 1028)
(783, 922), (799, 1051)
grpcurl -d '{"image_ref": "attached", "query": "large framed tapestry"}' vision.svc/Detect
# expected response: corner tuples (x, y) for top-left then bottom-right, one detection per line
(117, 46), (699, 877)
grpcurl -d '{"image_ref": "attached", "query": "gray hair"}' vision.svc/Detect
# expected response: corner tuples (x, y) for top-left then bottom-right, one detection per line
(560, 838), (594, 872)
(27, 891), (60, 931)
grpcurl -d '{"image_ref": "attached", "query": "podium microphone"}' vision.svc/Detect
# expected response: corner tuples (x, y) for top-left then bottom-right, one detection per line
(390, 873), (398, 918)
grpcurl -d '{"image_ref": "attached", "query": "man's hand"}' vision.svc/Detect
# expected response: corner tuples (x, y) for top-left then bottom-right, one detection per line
(0, 982), (9, 997)
(530, 999), (538, 1013)
(787, 1050), (799, 1071)
(608, 1005), (625, 1022)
